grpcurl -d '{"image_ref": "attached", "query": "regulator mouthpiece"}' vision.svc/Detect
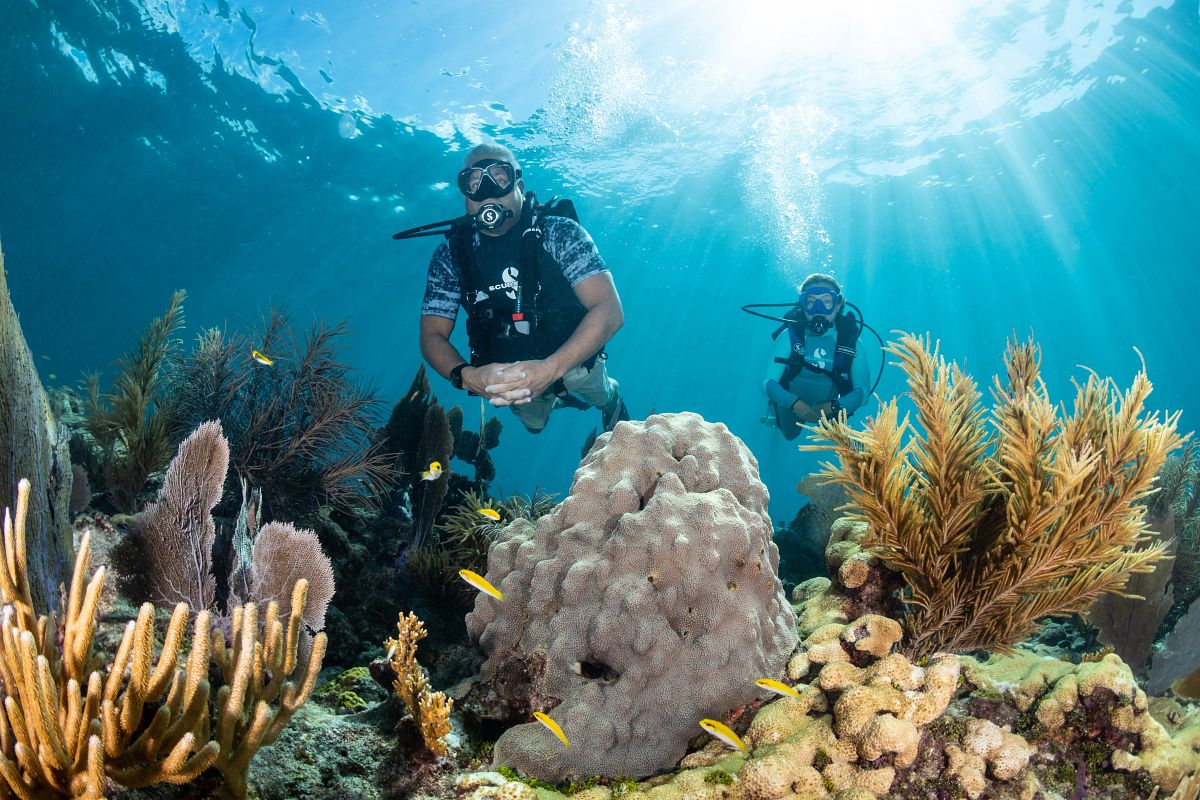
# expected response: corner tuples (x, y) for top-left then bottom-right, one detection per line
(475, 203), (513, 230)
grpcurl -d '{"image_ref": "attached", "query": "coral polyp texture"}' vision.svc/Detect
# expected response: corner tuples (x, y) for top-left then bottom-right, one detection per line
(464, 412), (798, 782)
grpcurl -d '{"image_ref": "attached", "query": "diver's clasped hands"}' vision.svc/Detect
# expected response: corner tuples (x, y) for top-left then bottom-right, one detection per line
(466, 358), (563, 406)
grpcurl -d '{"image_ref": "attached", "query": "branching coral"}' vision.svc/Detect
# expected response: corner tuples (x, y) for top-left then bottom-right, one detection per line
(0, 477), (327, 799)
(385, 611), (452, 756)
(169, 310), (395, 517)
(806, 333), (1182, 659)
(83, 289), (185, 513)
(209, 580), (329, 796)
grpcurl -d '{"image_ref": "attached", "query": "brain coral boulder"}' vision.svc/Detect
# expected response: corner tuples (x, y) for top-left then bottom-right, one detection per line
(464, 412), (798, 782)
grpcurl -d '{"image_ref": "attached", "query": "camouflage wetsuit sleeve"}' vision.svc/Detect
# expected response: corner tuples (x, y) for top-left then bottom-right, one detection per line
(541, 216), (609, 286)
(420, 241), (461, 321)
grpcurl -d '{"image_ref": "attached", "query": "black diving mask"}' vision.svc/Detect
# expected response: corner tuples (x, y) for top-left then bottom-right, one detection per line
(457, 159), (520, 201)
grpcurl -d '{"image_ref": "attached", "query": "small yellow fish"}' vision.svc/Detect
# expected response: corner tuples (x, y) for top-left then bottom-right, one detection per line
(48, 374), (57, 380)
(699, 719), (747, 753)
(251, 349), (275, 366)
(532, 711), (569, 748)
(755, 678), (803, 700)
(477, 507), (500, 521)
(420, 461), (443, 481)
(458, 569), (503, 601)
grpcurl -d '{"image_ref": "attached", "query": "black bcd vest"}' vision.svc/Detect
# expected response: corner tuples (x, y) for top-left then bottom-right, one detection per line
(772, 308), (861, 397)
(448, 195), (595, 367)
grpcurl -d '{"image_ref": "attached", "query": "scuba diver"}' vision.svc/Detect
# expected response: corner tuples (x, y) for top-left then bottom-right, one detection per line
(397, 142), (629, 435)
(750, 273), (879, 441)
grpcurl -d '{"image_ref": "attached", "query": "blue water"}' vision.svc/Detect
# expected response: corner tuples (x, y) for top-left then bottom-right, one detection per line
(3, 0), (1199, 520)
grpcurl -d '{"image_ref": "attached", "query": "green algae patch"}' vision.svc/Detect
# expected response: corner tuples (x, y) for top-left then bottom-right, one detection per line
(704, 769), (734, 785)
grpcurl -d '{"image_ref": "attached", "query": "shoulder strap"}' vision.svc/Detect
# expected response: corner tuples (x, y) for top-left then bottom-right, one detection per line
(829, 310), (861, 396)
(447, 221), (476, 299)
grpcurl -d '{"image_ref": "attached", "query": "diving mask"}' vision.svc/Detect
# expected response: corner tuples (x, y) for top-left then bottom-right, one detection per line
(800, 287), (842, 314)
(457, 159), (520, 201)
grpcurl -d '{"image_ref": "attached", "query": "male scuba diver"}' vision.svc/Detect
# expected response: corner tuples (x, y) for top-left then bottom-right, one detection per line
(760, 273), (873, 441)
(408, 142), (629, 434)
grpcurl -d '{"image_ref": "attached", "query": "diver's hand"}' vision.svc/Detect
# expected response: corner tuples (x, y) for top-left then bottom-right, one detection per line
(504, 358), (563, 401)
(460, 367), (528, 410)
(465, 363), (531, 406)
(790, 398), (823, 424)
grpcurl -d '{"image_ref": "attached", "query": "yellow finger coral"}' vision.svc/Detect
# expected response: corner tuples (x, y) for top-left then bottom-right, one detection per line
(0, 477), (326, 799)
(385, 611), (453, 756)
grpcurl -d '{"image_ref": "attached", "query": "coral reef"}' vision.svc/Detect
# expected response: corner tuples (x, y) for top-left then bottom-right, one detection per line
(805, 332), (1182, 658)
(0, 477), (327, 799)
(115, 421), (336, 651)
(83, 289), (184, 513)
(0, 245), (75, 613)
(463, 412), (797, 782)
(169, 310), (395, 517)
(385, 611), (454, 756)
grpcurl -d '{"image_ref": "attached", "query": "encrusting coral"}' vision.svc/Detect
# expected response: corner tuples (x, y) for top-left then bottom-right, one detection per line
(464, 412), (797, 783)
(805, 332), (1182, 659)
(0, 473), (327, 799)
(385, 611), (453, 756)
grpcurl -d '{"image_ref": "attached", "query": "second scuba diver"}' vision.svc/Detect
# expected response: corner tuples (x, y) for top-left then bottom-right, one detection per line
(761, 273), (872, 440)
(412, 142), (630, 435)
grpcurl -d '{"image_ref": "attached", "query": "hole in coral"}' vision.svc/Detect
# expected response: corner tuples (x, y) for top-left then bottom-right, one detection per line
(576, 659), (620, 684)
(727, 581), (738, 591)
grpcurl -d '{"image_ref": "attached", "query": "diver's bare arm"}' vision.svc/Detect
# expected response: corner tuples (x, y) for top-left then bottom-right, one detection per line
(420, 315), (516, 399)
(419, 315), (468, 378)
(546, 273), (624, 378)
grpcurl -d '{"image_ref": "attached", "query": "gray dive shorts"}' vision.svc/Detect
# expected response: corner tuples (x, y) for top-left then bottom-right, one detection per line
(511, 357), (617, 433)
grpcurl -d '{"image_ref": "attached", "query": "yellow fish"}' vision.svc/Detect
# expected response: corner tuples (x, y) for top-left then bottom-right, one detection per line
(755, 678), (803, 700)
(477, 508), (501, 521)
(532, 711), (569, 748)
(251, 349), (275, 366)
(699, 719), (747, 753)
(420, 461), (443, 481)
(458, 569), (503, 601)
(48, 374), (57, 380)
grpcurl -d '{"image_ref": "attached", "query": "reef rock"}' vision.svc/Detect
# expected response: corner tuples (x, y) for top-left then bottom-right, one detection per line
(464, 412), (798, 782)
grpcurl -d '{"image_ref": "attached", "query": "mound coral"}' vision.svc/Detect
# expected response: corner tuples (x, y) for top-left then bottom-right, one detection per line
(464, 412), (797, 782)
(806, 332), (1182, 658)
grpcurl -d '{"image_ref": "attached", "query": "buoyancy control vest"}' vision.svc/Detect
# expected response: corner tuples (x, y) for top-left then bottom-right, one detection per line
(447, 195), (596, 367)
(772, 308), (862, 397)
